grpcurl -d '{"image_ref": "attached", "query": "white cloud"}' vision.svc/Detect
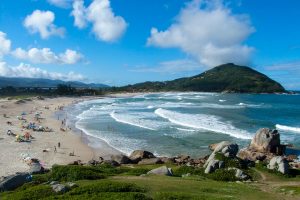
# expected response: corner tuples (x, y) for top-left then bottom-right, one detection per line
(71, 0), (128, 42)
(0, 32), (11, 59)
(71, 0), (87, 28)
(131, 59), (201, 74)
(12, 48), (83, 64)
(147, 0), (255, 67)
(24, 10), (65, 39)
(0, 62), (85, 81)
(47, 0), (73, 8)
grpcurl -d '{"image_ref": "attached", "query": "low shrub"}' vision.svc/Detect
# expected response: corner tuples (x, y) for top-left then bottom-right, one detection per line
(68, 181), (146, 195)
(49, 165), (106, 181)
(1, 185), (53, 200)
(207, 169), (238, 182)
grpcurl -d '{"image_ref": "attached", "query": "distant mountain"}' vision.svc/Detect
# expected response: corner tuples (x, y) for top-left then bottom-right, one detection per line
(121, 63), (286, 93)
(0, 77), (109, 88)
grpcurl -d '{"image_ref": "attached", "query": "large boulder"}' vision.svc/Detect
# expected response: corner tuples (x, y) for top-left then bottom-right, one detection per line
(250, 128), (280, 153)
(204, 160), (224, 174)
(237, 148), (268, 161)
(204, 141), (238, 168)
(267, 156), (290, 174)
(0, 173), (31, 192)
(138, 158), (163, 165)
(147, 166), (173, 176)
(129, 150), (155, 164)
(111, 154), (132, 164)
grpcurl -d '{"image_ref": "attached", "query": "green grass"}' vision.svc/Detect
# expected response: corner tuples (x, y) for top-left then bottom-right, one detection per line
(1, 164), (299, 200)
(112, 175), (281, 200)
(278, 186), (300, 196)
(255, 162), (300, 181)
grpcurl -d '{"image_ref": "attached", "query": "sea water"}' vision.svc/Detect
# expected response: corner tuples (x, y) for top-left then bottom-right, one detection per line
(67, 92), (300, 157)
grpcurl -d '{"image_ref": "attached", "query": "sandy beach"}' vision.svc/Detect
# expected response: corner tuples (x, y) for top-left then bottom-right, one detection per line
(0, 96), (105, 177)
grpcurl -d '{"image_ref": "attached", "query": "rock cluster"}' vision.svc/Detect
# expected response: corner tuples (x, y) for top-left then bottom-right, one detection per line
(204, 141), (239, 174)
(238, 128), (286, 162)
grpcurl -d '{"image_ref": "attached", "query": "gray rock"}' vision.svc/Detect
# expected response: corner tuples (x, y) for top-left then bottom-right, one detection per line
(51, 184), (68, 193)
(0, 173), (31, 192)
(87, 159), (99, 166)
(267, 156), (290, 174)
(138, 158), (163, 165)
(102, 160), (120, 167)
(29, 163), (42, 174)
(129, 150), (155, 163)
(111, 154), (131, 164)
(147, 166), (173, 176)
(160, 157), (175, 164)
(228, 168), (249, 180)
(250, 128), (280, 153)
(204, 160), (224, 174)
(204, 141), (238, 168)
(66, 182), (78, 188)
(49, 181), (59, 185)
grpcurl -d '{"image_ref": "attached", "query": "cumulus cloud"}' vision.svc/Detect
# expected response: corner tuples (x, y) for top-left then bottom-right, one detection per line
(147, 0), (255, 67)
(71, 0), (128, 42)
(0, 32), (11, 59)
(0, 62), (85, 81)
(71, 0), (87, 28)
(12, 48), (83, 64)
(47, 0), (73, 8)
(24, 10), (65, 39)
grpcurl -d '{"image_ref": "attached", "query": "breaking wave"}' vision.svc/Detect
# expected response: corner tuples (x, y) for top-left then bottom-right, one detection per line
(154, 108), (252, 139)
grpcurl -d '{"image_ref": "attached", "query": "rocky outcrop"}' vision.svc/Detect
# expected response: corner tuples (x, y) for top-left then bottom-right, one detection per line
(138, 158), (163, 165)
(0, 173), (31, 192)
(267, 156), (290, 174)
(129, 150), (155, 164)
(204, 141), (238, 174)
(204, 160), (224, 174)
(111, 154), (132, 164)
(238, 128), (286, 161)
(147, 166), (173, 176)
(250, 128), (282, 153)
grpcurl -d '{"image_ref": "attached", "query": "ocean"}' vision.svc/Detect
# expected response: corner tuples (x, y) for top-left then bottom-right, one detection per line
(67, 92), (300, 158)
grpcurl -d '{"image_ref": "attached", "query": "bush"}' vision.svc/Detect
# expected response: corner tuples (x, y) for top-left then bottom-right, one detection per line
(49, 165), (106, 181)
(172, 166), (205, 177)
(1, 185), (53, 200)
(207, 169), (238, 182)
(68, 181), (146, 195)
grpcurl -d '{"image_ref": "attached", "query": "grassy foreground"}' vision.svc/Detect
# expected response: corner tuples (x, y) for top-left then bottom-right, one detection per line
(0, 164), (299, 200)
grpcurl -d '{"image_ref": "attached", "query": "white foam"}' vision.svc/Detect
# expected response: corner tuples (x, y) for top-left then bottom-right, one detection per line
(75, 122), (146, 155)
(219, 99), (226, 102)
(199, 103), (241, 109)
(110, 111), (156, 130)
(175, 127), (197, 132)
(154, 108), (252, 139)
(276, 124), (300, 133)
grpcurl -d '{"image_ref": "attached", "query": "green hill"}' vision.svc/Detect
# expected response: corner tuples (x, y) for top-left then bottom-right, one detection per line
(121, 63), (286, 93)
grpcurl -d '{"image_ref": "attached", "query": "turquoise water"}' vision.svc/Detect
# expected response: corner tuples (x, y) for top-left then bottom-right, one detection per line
(68, 93), (300, 157)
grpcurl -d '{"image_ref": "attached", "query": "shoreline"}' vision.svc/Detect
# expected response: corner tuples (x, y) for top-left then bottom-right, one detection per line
(0, 97), (98, 177)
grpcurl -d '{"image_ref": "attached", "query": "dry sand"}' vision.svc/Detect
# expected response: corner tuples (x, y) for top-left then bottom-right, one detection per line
(0, 97), (108, 177)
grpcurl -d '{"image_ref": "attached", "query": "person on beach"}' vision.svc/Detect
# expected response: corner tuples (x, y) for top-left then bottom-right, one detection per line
(54, 146), (57, 153)
(58, 142), (60, 148)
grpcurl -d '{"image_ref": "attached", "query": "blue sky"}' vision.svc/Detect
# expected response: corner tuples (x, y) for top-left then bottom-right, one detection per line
(0, 0), (299, 89)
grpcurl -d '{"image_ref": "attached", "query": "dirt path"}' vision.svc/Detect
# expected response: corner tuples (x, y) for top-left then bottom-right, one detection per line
(252, 168), (299, 200)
